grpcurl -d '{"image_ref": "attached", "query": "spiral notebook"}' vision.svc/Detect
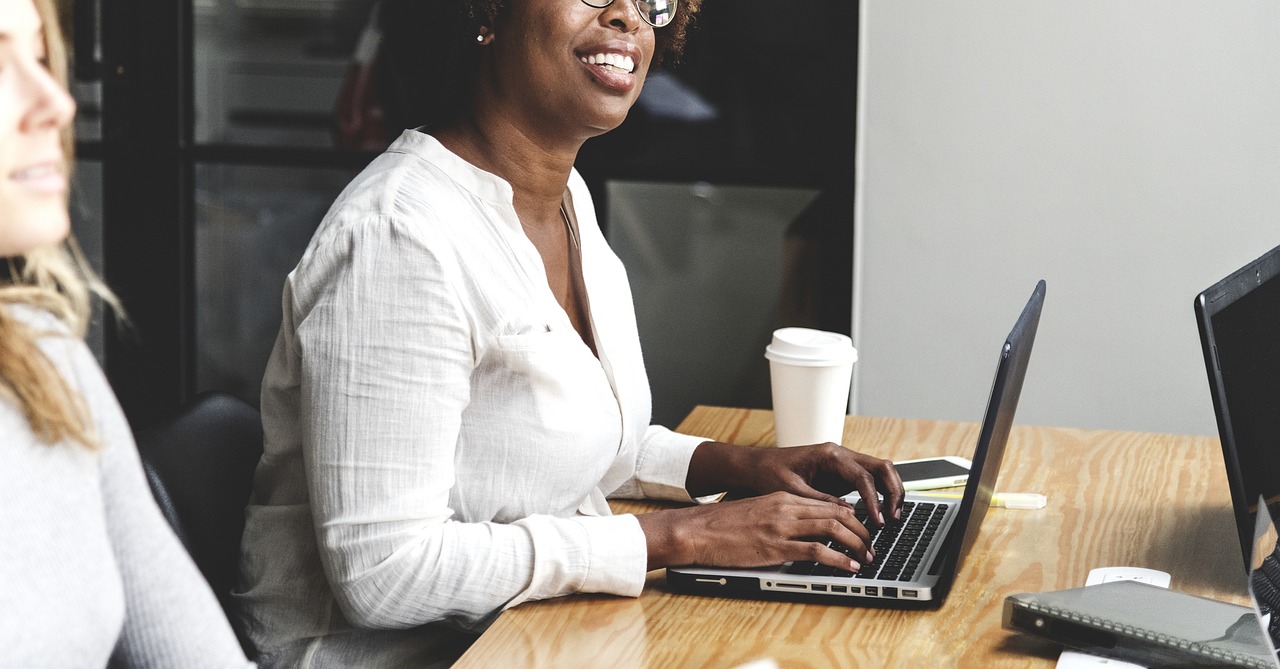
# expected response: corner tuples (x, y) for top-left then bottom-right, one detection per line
(1002, 499), (1280, 668)
(1004, 581), (1274, 668)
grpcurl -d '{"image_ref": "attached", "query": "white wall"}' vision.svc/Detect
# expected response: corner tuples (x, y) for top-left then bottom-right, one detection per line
(854, 1), (1280, 435)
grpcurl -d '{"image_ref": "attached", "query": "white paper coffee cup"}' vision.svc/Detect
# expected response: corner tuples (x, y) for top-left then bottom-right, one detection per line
(765, 328), (856, 447)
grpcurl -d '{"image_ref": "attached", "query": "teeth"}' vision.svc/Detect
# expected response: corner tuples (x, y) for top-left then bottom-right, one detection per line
(581, 52), (635, 74)
(12, 164), (57, 180)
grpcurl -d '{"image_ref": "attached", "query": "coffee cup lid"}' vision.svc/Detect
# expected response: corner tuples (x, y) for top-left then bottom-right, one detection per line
(764, 328), (857, 367)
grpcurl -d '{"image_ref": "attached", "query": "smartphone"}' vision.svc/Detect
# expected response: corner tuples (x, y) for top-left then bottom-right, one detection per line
(894, 456), (972, 491)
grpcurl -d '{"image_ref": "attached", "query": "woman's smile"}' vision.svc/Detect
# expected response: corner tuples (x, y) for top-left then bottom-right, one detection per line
(580, 53), (635, 74)
(574, 40), (644, 93)
(8, 158), (65, 195)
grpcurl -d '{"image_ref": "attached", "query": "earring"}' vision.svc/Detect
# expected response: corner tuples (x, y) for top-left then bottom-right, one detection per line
(476, 34), (485, 43)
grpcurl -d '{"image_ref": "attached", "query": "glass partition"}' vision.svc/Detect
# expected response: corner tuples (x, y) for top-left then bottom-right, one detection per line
(607, 182), (822, 426)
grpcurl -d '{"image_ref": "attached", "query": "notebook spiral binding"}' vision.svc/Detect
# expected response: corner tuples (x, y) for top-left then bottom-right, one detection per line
(1014, 598), (1275, 669)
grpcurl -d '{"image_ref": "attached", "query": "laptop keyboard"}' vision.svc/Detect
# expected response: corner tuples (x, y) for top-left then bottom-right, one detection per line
(785, 500), (950, 582)
(1251, 545), (1280, 644)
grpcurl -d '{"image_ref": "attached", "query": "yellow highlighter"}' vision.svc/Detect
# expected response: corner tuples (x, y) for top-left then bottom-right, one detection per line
(919, 491), (1047, 509)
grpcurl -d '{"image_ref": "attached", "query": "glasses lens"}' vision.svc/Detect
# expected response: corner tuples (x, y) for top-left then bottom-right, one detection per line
(579, 0), (677, 27)
(637, 0), (676, 27)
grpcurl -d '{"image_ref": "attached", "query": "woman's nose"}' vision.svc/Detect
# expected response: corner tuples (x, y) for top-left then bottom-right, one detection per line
(23, 62), (77, 133)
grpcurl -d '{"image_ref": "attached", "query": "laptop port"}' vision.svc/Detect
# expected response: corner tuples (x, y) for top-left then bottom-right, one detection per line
(775, 582), (807, 590)
(883, 587), (898, 598)
(902, 589), (919, 598)
(831, 585), (847, 594)
(848, 586), (861, 594)
(865, 586), (878, 597)
(813, 584), (828, 592)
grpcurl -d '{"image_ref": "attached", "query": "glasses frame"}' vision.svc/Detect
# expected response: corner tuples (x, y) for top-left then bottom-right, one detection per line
(579, 0), (678, 29)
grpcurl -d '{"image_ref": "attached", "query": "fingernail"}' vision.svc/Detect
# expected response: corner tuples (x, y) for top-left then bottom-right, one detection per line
(849, 560), (860, 572)
(868, 549), (876, 560)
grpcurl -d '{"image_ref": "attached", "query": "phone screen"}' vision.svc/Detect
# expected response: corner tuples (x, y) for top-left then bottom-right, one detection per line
(895, 459), (970, 483)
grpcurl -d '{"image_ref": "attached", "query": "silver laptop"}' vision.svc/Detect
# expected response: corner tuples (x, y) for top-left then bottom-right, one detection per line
(668, 280), (1045, 607)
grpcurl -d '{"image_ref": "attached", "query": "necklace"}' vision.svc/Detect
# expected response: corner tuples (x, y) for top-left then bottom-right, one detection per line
(519, 204), (579, 250)
(559, 203), (580, 250)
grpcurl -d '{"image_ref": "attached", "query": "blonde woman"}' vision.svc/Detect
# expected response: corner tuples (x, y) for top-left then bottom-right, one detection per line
(0, 0), (253, 666)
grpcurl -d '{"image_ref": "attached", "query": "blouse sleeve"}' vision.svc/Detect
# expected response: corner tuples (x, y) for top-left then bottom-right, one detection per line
(604, 425), (707, 502)
(295, 214), (647, 631)
(63, 343), (254, 668)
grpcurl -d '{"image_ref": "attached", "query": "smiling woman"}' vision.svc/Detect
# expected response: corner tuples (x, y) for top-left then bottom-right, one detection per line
(0, 0), (73, 257)
(234, 1), (903, 667)
(0, 0), (253, 666)
(377, 0), (701, 136)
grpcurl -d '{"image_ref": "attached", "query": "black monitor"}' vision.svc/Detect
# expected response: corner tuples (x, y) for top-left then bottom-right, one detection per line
(1195, 243), (1280, 569)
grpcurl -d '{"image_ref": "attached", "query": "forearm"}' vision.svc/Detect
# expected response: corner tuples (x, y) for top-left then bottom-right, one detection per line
(684, 440), (755, 498)
(322, 514), (646, 627)
(635, 507), (694, 570)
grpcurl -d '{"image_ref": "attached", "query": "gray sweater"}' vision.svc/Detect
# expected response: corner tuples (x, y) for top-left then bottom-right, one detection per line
(0, 305), (253, 668)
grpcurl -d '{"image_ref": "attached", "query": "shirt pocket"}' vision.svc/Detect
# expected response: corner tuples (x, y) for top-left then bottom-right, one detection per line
(492, 328), (620, 438)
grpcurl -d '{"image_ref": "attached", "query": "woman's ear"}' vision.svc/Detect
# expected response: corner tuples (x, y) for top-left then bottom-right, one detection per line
(476, 24), (493, 45)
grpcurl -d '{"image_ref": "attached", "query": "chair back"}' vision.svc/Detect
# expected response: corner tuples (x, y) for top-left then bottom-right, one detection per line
(135, 391), (262, 654)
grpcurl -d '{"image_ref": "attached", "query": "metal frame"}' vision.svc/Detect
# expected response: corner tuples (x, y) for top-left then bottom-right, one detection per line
(93, 1), (381, 426)
(97, 0), (193, 427)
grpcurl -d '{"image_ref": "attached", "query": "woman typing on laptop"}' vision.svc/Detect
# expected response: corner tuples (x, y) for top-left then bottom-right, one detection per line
(235, 0), (904, 666)
(0, 0), (253, 665)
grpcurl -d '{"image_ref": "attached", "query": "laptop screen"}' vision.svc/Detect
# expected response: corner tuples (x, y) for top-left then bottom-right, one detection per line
(1197, 244), (1280, 567)
(937, 280), (1044, 599)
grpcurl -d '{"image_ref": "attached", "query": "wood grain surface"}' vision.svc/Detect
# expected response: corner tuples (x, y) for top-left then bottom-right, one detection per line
(454, 406), (1243, 668)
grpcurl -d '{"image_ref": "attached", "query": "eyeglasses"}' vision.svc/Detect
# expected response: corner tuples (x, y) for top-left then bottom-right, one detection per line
(580, 0), (678, 28)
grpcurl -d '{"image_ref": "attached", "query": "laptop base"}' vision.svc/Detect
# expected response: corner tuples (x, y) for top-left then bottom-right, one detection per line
(665, 569), (938, 610)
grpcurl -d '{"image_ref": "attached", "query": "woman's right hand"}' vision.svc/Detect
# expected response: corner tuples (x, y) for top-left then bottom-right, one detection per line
(636, 491), (875, 573)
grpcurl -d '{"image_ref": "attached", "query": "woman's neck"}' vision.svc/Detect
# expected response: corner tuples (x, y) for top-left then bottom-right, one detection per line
(434, 114), (583, 225)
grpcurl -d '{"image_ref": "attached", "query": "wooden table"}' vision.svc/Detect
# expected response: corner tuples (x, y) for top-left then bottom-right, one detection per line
(454, 406), (1246, 668)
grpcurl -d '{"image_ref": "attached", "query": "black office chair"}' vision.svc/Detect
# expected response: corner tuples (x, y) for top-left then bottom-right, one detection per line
(134, 391), (263, 657)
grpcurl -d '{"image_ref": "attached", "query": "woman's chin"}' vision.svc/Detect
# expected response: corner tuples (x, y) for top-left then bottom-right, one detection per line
(0, 205), (69, 256)
(581, 106), (636, 138)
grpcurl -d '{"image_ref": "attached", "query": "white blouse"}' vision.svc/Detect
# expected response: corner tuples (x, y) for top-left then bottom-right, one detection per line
(236, 130), (707, 667)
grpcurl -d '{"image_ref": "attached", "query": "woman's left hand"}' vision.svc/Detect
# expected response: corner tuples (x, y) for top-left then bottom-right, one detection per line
(687, 441), (905, 527)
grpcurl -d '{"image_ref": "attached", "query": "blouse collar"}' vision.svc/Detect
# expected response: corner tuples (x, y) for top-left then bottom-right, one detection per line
(388, 129), (516, 207)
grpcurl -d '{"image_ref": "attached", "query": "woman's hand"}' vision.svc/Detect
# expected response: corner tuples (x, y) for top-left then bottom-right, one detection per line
(636, 491), (876, 571)
(687, 441), (905, 527)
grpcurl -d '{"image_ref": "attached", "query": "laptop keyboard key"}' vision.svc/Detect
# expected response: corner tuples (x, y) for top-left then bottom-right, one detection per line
(812, 564), (838, 577)
(783, 500), (951, 585)
(786, 561), (815, 576)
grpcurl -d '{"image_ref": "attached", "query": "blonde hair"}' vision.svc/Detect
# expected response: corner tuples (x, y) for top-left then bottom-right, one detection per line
(0, 0), (121, 449)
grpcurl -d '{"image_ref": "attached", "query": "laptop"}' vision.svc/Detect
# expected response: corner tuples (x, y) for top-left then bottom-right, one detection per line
(668, 279), (1045, 607)
(1194, 243), (1280, 570)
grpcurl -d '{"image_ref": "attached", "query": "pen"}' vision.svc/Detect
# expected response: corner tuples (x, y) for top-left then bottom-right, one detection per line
(918, 492), (1047, 509)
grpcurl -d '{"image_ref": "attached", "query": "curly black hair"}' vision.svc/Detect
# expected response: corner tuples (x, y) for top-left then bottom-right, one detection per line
(378, 0), (702, 134)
